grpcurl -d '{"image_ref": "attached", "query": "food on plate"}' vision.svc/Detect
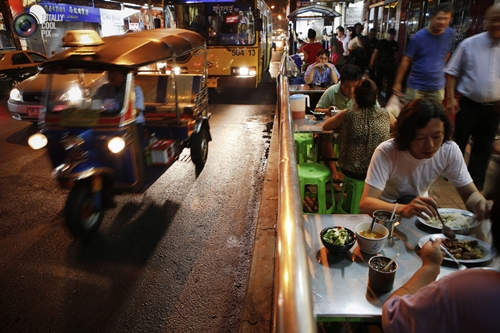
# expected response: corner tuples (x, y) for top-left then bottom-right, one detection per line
(442, 238), (485, 260)
(358, 230), (385, 239)
(425, 212), (473, 229)
(322, 227), (353, 245)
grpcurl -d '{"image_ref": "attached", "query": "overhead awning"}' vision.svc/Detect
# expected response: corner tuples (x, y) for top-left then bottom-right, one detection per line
(288, 4), (341, 20)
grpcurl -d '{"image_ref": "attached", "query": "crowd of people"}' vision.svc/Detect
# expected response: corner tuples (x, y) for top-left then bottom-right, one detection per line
(291, 3), (500, 331)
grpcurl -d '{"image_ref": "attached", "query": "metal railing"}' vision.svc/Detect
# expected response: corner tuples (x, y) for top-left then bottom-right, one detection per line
(273, 51), (316, 333)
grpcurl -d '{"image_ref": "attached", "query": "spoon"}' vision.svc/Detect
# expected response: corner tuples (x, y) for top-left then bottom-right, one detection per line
(429, 237), (467, 270)
(382, 253), (399, 272)
(435, 208), (456, 240)
(369, 216), (377, 234)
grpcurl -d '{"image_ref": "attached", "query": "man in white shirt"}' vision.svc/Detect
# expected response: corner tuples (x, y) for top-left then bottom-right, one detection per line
(335, 25), (350, 56)
(444, 4), (500, 193)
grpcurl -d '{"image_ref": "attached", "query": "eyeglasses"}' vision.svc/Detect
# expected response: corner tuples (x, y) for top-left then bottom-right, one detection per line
(318, 57), (329, 61)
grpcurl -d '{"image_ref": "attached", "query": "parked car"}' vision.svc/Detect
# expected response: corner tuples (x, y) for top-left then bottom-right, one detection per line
(0, 49), (47, 92)
(9, 72), (107, 122)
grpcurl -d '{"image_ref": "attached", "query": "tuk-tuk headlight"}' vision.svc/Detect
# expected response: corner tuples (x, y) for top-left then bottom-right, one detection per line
(108, 137), (125, 153)
(10, 88), (21, 101)
(28, 133), (48, 150)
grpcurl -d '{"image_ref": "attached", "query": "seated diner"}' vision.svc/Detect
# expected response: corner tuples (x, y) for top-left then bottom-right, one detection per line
(322, 78), (395, 179)
(359, 98), (493, 221)
(303, 48), (340, 87)
(314, 64), (362, 182)
(382, 174), (500, 332)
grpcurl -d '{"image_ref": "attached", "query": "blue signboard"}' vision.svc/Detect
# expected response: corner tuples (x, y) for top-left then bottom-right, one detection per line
(39, 2), (101, 23)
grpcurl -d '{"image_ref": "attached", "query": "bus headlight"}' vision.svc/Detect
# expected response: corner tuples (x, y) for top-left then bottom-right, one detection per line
(108, 136), (125, 153)
(28, 133), (48, 150)
(232, 66), (257, 76)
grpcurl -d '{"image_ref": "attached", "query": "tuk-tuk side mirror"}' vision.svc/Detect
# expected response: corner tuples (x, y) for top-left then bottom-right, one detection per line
(255, 17), (263, 32)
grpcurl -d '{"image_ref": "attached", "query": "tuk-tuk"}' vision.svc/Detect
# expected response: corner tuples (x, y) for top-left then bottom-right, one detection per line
(28, 29), (211, 238)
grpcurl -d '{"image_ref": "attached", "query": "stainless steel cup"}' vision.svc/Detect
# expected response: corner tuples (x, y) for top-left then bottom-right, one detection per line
(373, 210), (400, 238)
(368, 256), (397, 292)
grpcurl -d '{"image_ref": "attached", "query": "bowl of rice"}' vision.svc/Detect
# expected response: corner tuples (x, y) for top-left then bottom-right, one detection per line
(418, 208), (480, 234)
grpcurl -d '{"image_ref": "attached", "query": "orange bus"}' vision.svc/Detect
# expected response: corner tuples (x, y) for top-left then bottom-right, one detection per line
(164, 0), (273, 89)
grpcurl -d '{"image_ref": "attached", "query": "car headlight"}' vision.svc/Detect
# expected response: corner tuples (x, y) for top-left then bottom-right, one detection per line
(60, 86), (83, 102)
(108, 137), (125, 153)
(9, 88), (21, 101)
(28, 133), (48, 150)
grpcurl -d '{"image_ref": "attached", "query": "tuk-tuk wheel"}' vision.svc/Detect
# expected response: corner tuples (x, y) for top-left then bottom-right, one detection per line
(65, 182), (104, 238)
(191, 127), (209, 167)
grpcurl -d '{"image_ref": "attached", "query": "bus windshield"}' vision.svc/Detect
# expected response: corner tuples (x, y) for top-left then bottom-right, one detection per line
(168, 2), (256, 46)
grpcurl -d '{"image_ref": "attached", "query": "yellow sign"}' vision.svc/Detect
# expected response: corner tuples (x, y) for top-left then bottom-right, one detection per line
(60, 108), (101, 127)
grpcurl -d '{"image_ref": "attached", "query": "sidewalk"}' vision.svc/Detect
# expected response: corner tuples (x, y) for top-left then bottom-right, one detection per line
(239, 49), (499, 332)
(239, 49), (282, 333)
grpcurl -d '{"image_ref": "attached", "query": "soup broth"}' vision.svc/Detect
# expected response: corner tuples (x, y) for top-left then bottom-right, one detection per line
(359, 230), (385, 239)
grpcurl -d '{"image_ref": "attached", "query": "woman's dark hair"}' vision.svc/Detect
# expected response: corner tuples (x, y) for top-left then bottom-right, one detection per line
(316, 48), (329, 58)
(307, 28), (316, 39)
(394, 98), (454, 151)
(354, 79), (378, 107)
(347, 26), (358, 38)
(340, 64), (362, 83)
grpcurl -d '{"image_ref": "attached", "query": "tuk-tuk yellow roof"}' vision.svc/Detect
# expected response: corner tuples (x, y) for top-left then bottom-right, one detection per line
(43, 29), (205, 70)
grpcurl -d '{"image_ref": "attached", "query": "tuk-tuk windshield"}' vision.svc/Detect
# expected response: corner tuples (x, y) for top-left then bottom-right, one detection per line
(46, 69), (129, 116)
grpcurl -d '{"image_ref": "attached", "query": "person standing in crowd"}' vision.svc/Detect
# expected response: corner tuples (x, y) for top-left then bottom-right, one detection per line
(336, 26), (350, 57)
(330, 32), (346, 73)
(314, 64), (363, 181)
(298, 28), (323, 69)
(363, 28), (379, 78)
(381, 177), (499, 333)
(370, 28), (398, 100)
(359, 98), (492, 221)
(354, 23), (366, 44)
(322, 79), (395, 180)
(347, 26), (367, 73)
(444, 4), (500, 195)
(303, 49), (340, 87)
(392, 3), (455, 103)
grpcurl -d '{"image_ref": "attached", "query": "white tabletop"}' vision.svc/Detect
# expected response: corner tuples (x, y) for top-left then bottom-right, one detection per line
(303, 214), (499, 322)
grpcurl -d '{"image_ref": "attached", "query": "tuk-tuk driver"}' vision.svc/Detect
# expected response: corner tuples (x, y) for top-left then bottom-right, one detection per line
(93, 69), (128, 113)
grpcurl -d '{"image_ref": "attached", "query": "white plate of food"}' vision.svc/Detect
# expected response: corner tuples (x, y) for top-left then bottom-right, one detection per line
(417, 208), (480, 232)
(418, 234), (495, 264)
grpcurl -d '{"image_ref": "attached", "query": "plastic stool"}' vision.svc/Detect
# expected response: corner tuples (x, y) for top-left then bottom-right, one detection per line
(294, 133), (316, 164)
(336, 175), (365, 214)
(298, 163), (335, 214)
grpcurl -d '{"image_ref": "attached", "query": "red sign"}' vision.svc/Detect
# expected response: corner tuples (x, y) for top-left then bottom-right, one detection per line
(225, 15), (238, 24)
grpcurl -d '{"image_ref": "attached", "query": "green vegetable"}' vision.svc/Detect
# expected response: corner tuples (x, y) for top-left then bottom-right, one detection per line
(323, 227), (352, 245)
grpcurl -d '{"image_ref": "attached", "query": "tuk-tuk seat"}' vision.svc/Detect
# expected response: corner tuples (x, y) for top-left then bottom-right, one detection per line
(136, 73), (203, 121)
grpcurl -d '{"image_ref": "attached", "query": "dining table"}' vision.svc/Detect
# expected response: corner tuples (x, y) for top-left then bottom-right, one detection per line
(290, 84), (329, 94)
(303, 213), (499, 323)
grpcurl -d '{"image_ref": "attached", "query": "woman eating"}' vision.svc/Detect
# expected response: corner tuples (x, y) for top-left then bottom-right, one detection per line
(359, 98), (492, 221)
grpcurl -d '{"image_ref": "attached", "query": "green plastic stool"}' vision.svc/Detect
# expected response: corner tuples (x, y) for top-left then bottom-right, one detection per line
(298, 163), (335, 214)
(336, 175), (365, 214)
(294, 133), (316, 164)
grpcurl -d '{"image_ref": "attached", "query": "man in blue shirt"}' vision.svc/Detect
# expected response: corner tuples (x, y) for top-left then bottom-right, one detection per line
(444, 4), (500, 193)
(393, 3), (455, 103)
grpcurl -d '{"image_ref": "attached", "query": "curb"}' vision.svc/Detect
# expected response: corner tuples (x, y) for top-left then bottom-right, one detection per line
(239, 112), (279, 333)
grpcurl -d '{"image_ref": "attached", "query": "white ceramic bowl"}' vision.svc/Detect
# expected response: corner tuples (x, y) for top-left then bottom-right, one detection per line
(355, 222), (389, 254)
